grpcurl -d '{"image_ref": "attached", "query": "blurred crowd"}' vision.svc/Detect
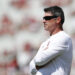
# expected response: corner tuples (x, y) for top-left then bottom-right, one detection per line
(0, 0), (75, 75)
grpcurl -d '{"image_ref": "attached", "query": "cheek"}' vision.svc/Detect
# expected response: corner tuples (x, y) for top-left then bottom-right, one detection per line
(48, 22), (56, 29)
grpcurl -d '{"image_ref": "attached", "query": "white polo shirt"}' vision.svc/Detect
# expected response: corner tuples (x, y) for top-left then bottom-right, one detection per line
(29, 31), (73, 75)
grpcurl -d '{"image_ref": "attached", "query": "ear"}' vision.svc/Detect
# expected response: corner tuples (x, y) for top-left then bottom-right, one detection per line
(56, 17), (61, 24)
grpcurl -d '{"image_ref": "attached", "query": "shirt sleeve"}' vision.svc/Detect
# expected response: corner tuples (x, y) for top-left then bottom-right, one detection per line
(34, 37), (69, 66)
(29, 59), (37, 75)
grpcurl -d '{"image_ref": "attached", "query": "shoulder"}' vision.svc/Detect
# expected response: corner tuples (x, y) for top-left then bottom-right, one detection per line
(59, 31), (72, 41)
(50, 31), (72, 44)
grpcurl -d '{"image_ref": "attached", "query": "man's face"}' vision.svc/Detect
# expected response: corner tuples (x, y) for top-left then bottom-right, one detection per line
(43, 12), (58, 33)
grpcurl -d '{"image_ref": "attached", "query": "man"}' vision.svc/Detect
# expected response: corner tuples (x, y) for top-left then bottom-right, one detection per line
(29, 6), (73, 75)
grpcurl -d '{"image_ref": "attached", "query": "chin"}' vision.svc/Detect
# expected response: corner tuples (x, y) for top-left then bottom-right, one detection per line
(44, 28), (48, 31)
(44, 26), (49, 31)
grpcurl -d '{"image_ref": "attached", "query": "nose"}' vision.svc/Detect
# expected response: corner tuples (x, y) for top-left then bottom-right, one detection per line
(43, 19), (46, 23)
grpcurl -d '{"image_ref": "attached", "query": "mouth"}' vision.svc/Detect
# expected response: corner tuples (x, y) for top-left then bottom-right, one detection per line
(44, 23), (47, 25)
(44, 24), (47, 28)
(44, 23), (47, 26)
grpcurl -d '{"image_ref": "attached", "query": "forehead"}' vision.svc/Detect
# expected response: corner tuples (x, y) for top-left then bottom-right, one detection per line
(44, 12), (53, 16)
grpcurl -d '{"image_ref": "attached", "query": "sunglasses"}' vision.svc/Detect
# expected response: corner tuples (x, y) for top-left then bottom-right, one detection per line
(43, 16), (58, 20)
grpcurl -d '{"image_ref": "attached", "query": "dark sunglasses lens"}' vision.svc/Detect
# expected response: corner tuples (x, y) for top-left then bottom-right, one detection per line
(43, 16), (51, 20)
(43, 16), (57, 20)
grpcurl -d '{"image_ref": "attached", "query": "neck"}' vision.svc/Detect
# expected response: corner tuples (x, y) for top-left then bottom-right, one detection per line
(50, 28), (63, 36)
